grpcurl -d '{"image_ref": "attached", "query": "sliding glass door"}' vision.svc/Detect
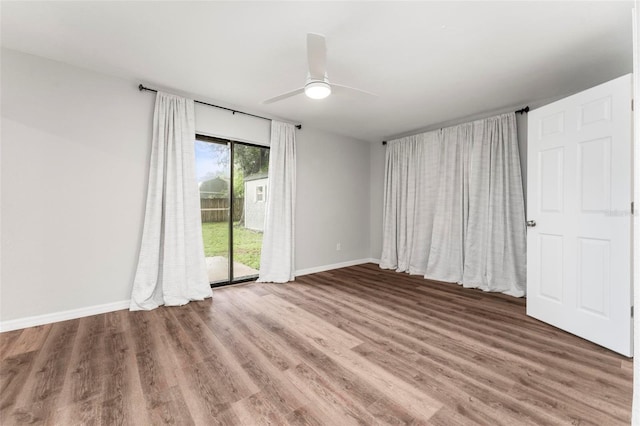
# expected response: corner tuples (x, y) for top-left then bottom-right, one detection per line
(194, 135), (268, 286)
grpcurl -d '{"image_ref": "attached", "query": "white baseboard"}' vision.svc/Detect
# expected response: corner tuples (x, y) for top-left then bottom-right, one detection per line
(295, 258), (379, 277)
(1, 260), (383, 332)
(0, 299), (130, 332)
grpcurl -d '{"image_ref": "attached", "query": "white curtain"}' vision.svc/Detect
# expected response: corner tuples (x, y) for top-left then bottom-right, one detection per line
(257, 121), (297, 283)
(380, 113), (526, 297)
(130, 92), (212, 310)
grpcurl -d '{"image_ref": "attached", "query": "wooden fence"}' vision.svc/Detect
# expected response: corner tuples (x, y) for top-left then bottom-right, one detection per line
(200, 198), (244, 223)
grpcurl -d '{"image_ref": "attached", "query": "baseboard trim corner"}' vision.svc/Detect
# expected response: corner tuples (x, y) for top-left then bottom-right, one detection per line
(0, 299), (130, 332)
(295, 258), (379, 277)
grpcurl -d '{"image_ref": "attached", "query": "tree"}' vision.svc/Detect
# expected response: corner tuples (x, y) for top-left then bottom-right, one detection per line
(234, 145), (269, 176)
(233, 167), (245, 198)
(236, 145), (267, 199)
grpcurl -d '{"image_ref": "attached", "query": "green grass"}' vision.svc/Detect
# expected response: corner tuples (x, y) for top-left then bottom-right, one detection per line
(201, 221), (263, 269)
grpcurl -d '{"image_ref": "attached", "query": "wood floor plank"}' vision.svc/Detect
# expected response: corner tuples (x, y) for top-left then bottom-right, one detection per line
(225, 297), (421, 421)
(176, 357), (233, 421)
(231, 391), (291, 426)
(130, 310), (181, 397)
(260, 293), (364, 349)
(244, 307), (443, 421)
(0, 264), (632, 424)
(343, 271), (631, 417)
(51, 395), (102, 426)
(364, 276), (626, 376)
(171, 323), (259, 423)
(225, 286), (363, 352)
(274, 276), (631, 418)
(194, 301), (311, 417)
(0, 330), (23, 361)
(101, 311), (150, 426)
(0, 351), (37, 413)
(2, 325), (51, 359)
(284, 405), (327, 426)
(64, 315), (106, 404)
(156, 305), (206, 366)
(147, 385), (195, 426)
(297, 267), (631, 388)
(351, 342), (531, 426)
(283, 361), (382, 426)
(6, 320), (79, 425)
(273, 280), (530, 394)
(205, 294), (302, 371)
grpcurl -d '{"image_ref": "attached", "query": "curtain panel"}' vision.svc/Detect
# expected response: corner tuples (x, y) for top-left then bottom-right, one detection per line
(380, 112), (526, 297)
(257, 121), (297, 283)
(130, 92), (212, 310)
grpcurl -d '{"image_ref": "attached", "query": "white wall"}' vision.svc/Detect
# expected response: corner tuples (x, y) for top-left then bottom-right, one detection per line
(1, 48), (154, 323)
(0, 48), (373, 326)
(194, 103), (271, 146)
(295, 127), (372, 272)
(369, 142), (385, 261)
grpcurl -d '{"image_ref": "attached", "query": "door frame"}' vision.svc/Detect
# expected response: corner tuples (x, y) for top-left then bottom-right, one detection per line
(632, 2), (639, 359)
(196, 134), (269, 287)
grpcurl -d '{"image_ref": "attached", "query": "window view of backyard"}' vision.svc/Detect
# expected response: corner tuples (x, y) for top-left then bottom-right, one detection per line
(195, 136), (269, 284)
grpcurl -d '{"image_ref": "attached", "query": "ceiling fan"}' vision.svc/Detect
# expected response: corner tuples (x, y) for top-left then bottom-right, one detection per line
(262, 33), (377, 104)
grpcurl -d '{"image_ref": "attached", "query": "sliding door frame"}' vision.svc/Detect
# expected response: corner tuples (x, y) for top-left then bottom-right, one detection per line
(196, 134), (268, 287)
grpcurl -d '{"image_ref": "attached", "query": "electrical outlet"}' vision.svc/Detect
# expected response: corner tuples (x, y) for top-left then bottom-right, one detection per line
(336, 243), (341, 251)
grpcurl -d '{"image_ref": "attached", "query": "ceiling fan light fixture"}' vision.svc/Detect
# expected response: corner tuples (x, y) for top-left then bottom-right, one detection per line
(305, 81), (331, 99)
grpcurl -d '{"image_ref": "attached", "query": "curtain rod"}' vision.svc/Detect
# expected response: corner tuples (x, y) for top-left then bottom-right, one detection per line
(138, 84), (302, 130)
(381, 106), (529, 145)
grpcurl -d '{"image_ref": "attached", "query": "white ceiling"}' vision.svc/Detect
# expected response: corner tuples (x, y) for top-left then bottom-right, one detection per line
(1, 1), (634, 142)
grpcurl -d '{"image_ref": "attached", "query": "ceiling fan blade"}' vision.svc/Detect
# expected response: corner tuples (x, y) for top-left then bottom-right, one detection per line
(262, 87), (305, 104)
(307, 33), (327, 81)
(331, 83), (378, 100)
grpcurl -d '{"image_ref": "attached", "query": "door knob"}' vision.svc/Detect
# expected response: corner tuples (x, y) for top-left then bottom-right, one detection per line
(527, 220), (536, 227)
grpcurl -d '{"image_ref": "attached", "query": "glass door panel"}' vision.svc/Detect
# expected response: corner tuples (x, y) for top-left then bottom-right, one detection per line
(195, 138), (230, 285)
(195, 136), (269, 286)
(232, 143), (269, 281)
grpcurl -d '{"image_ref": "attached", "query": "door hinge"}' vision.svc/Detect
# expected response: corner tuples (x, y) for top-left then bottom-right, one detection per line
(632, 306), (634, 318)
(633, 99), (635, 111)
(632, 201), (635, 215)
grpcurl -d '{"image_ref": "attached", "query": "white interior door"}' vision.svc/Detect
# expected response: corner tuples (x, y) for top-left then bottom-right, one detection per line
(527, 74), (633, 357)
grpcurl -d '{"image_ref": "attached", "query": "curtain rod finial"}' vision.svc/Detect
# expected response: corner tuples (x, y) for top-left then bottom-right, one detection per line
(138, 84), (144, 91)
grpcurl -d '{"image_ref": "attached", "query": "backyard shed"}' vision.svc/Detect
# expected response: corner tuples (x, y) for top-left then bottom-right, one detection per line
(244, 172), (268, 232)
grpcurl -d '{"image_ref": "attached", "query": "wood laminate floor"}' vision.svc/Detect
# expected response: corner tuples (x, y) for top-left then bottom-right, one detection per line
(0, 263), (633, 425)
